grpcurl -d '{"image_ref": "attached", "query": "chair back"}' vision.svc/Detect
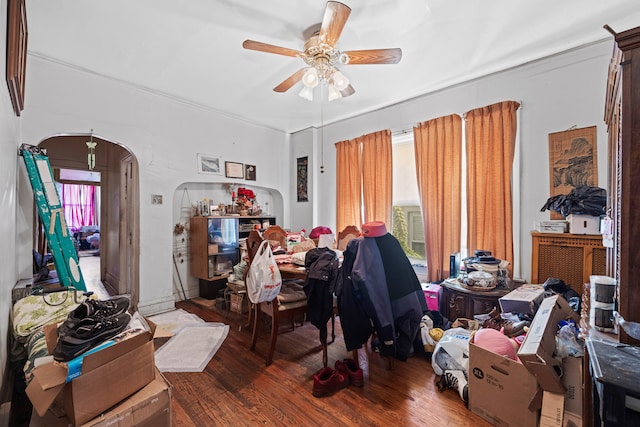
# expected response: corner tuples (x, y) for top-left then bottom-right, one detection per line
(243, 230), (264, 281)
(337, 225), (361, 251)
(262, 225), (288, 251)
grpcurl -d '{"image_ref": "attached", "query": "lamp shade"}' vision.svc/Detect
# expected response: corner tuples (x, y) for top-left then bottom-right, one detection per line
(302, 67), (319, 88)
(327, 84), (341, 101)
(299, 85), (314, 101)
(331, 70), (349, 91)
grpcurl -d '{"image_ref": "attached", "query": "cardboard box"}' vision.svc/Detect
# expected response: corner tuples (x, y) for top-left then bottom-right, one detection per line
(208, 243), (219, 254)
(421, 283), (441, 311)
(27, 320), (157, 425)
(537, 356), (583, 427)
(567, 214), (600, 234)
(499, 284), (545, 315)
(469, 341), (539, 427)
(539, 390), (565, 427)
(517, 295), (580, 394)
(561, 356), (583, 423)
(30, 368), (172, 427)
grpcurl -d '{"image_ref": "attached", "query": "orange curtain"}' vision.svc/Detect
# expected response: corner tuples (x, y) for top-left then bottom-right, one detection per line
(361, 129), (393, 225)
(414, 115), (462, 281)
(335, 129), (392, 231)
(465, 101), (520, 267)
(335, 138), (362, 232)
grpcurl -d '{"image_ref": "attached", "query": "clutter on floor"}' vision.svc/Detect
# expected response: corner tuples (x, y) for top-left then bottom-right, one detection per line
(10, 289), (231, 425)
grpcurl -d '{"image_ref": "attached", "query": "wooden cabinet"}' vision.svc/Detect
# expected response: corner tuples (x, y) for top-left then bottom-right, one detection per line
(440, 279), (509, 321)
(189, 216), (239, 280)
(531, 232), (606, 294)
(605, 26), (640, 345)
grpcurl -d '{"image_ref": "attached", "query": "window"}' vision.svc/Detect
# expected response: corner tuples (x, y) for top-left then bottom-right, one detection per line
(392, 133), (426, 267)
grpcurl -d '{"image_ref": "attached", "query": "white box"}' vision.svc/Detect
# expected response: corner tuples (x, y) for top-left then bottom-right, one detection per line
(534, 220), (568, 233)
(567, 214), (600, 234)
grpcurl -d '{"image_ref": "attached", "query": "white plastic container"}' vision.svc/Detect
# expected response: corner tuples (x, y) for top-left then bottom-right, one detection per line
(589, 275), (616, 332)
(568, 214), (600, 234)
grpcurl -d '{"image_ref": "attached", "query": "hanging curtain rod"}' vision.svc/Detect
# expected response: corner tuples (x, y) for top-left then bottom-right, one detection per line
(391, 101), (524, 137)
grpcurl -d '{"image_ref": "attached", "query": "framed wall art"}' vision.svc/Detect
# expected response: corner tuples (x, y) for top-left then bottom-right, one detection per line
(548, 125), (598, 218)
(297, 156), (308, 202)
(6, 0), (27, 116)
(225, 161), (244, 179)
(245, 164), (256, 181)
(197, 153), (222, 175)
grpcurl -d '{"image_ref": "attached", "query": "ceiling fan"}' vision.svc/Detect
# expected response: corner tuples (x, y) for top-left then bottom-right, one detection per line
(242, 1), (402, 101)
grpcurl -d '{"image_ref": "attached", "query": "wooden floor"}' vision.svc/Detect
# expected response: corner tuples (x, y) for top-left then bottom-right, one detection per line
(166, 299), (492, 427)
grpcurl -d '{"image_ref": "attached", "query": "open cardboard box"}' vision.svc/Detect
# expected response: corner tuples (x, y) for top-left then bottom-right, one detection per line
(30, 368), (172, 427)
(468, 339), (540, 427)
(499, 284), (545, 316)
(26, 317), (158, 425)
(517, 295), (581, 394)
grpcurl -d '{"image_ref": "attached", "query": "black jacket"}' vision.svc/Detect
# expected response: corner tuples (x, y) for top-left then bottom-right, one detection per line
(303, 247), (340, 338)
(337, 234), (427, 360)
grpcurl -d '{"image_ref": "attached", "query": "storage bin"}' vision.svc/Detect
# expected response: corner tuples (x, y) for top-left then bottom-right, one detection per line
(421, 283), (442, 312)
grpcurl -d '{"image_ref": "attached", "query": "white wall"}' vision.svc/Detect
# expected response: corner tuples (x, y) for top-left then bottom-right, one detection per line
(0, 0), (23, 394)
(301, 40), (612, 283)
(20, 56), (292, 315)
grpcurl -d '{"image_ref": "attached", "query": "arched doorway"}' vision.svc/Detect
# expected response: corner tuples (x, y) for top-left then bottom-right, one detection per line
(38, 134), (140, 310)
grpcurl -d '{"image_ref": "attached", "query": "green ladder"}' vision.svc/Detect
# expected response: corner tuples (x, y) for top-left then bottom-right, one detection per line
(20, 144), (87, 291)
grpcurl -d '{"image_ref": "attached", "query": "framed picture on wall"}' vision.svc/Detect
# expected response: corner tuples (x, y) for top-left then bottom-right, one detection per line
(245, 164), (256, 181)
(6, 0), (27, 116)
(297, 156), (308, 202)
(548, 125), (598, 218)
(225, 161), (244, 179)
(197, 153), (222, 175)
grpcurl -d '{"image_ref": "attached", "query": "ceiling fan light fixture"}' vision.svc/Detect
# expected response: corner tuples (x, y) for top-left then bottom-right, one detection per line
(327, 84), (342, 101)
(302, 67), (319, 88)
(331, 69), (349, 91)
(299, 85), (314, 101)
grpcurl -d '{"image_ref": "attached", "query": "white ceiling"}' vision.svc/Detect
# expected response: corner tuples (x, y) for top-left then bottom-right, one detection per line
(26, 0), (640, 134)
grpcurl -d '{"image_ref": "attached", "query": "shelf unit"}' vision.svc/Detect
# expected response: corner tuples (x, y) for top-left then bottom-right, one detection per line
(189, 216), (239, 281)
(237, 215), (276, 239)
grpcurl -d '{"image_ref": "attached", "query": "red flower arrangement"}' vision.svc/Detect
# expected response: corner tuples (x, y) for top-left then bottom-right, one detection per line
(236, 187), (255, 210)
(237, 187), (255, 200)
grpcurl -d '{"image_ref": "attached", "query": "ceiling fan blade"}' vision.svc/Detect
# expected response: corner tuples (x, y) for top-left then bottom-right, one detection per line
(273, 68), (305, 92)
(343, 48), (403, 65)
(242, 40), (302, 58)
(340, 84), (355, 98)
(319, 1), (351, 47)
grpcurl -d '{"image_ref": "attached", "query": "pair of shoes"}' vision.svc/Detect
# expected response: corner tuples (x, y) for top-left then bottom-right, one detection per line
(58, 296), (131, 337)
(335, 358), (364, 387)
(312, 367), (348, 397)
(53, 312), (131, 362)
(437, 370), (469, 406)
(482, 307), (528, 338)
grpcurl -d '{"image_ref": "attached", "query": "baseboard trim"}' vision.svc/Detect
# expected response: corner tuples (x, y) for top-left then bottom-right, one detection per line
(137, 295), (176, 316)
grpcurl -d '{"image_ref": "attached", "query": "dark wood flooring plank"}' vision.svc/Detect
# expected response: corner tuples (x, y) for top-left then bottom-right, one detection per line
(165, 300), (491, 426)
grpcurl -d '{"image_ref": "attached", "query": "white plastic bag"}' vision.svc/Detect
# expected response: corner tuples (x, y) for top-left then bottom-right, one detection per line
(431, 327), (472, 376)
(246, 240), (282, 304)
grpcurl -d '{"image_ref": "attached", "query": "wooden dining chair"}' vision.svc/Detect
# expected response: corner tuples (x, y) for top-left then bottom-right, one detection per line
(337, 225), (361, 251)
(262, 225), (288, 252)
(246, 230), (308, 366)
